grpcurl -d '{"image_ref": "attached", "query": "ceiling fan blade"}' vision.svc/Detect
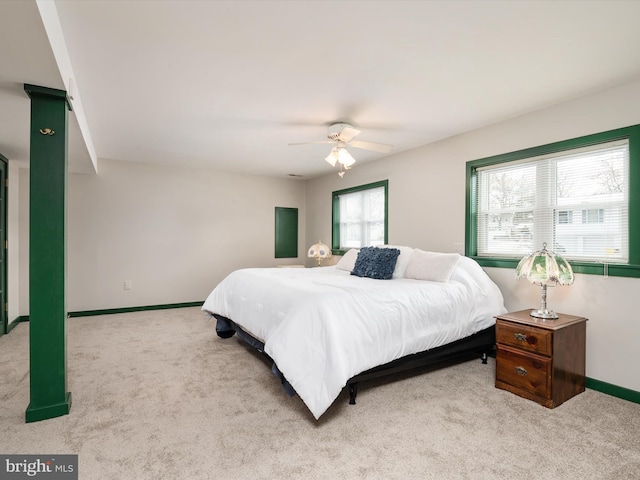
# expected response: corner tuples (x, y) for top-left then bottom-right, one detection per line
(288, 141), (335, 146)
(336, 127), (361, 143)
(349, 140), (393, 153)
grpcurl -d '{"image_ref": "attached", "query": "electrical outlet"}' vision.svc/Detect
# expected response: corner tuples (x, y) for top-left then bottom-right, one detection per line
(123, 280), (133, 290)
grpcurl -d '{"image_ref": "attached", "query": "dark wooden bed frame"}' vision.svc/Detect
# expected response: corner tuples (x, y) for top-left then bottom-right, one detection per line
(214, 314), (495, 406)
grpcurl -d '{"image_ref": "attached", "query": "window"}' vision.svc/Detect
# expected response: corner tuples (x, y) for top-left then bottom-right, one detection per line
(332, 180), (388, 254)
(557, 210), (573, 224)
(582, 208), (604, 224)
(466, 125), (640, 278)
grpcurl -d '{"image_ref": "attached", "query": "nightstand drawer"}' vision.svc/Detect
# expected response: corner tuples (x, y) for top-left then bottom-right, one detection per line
(496, 346), (551, 398)
(496, 319), (552, 356)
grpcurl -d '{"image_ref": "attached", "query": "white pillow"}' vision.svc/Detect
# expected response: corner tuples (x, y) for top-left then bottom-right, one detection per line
(335, 249), (359, 271)
(405, 250), (461, 283)
(380, 245), (415, 278)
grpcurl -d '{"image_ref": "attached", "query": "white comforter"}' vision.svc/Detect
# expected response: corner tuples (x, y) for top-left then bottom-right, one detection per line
(202, 257), (506, 419)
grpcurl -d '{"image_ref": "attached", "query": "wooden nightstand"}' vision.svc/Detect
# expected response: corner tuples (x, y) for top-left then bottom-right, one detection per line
(495, 310), (587, 408)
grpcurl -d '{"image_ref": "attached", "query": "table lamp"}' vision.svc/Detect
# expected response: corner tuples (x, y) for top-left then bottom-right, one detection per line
(307, 241), (331, 266)
(515, 242), (574, 319)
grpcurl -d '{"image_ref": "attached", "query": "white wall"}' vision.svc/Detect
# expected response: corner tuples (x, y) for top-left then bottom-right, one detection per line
(306, 79), (640, 393)
(10, 78), (639, 392)
(18, 158), (306, 313)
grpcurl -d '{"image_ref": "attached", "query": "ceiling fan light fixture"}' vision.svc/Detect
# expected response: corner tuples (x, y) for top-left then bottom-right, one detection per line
(337, 147), (356, 167)
(325, 147), (338, 167)
(289, 122), (391, 177)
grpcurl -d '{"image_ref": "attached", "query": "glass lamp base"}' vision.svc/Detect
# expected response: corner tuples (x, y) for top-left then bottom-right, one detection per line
(529, 309), (559, 319)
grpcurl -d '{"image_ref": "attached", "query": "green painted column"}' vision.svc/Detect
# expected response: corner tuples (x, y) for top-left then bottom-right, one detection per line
(24, 84), (72, 423)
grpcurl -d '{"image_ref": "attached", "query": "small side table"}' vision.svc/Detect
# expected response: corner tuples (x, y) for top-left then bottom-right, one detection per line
(495, 310), (587, 408)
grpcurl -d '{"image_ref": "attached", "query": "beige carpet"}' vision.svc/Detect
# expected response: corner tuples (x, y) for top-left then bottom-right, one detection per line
(1, 307), (639, 479)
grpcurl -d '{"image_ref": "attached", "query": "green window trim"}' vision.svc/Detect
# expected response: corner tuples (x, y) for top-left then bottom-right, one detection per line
(465, 124), (640, 278)
(332, 180), (389, 256)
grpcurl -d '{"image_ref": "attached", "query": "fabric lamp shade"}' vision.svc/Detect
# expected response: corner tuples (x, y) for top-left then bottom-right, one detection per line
(515, 242), (574, 319)
(308, 241), (332, 266)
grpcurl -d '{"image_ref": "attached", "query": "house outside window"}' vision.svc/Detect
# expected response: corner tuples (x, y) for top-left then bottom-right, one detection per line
(332, 180), (388, 254)
(582, 208), (604, 224)
(466, 124), (640, 278)
(557, 210), (573, 224)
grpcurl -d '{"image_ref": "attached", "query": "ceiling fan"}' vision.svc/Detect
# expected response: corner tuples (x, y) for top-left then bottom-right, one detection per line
(289, 123), (393, 176)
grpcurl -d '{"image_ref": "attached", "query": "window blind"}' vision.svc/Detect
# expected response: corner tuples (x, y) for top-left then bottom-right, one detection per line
(338, 185), (385, 250)
(476, 139), (629, 263)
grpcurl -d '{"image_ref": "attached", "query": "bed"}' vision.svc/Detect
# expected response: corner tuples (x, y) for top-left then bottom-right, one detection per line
(202, 248), (506, 419)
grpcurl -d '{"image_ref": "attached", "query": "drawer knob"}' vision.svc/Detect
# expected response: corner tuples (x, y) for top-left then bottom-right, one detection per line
(514, 333), (528, 342)
(515, 366), (528, 376)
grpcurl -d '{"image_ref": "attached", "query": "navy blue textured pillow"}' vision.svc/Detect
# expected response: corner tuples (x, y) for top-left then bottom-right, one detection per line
(351, 246), (377, 277)
(351, 246), (401, 280)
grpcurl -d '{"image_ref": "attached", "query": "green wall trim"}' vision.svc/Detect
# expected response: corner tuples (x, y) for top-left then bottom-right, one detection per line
(26, 392), (72, 423)
(67, 301), (203, 318)
(6, 316), (28, 334)
(12, 308), (639, 406)
(9, 302), (203, 324)
(586, 377), (640, 404)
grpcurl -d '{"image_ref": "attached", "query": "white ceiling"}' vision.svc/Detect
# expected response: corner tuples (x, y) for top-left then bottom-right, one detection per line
(2, 1), (640, 178)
